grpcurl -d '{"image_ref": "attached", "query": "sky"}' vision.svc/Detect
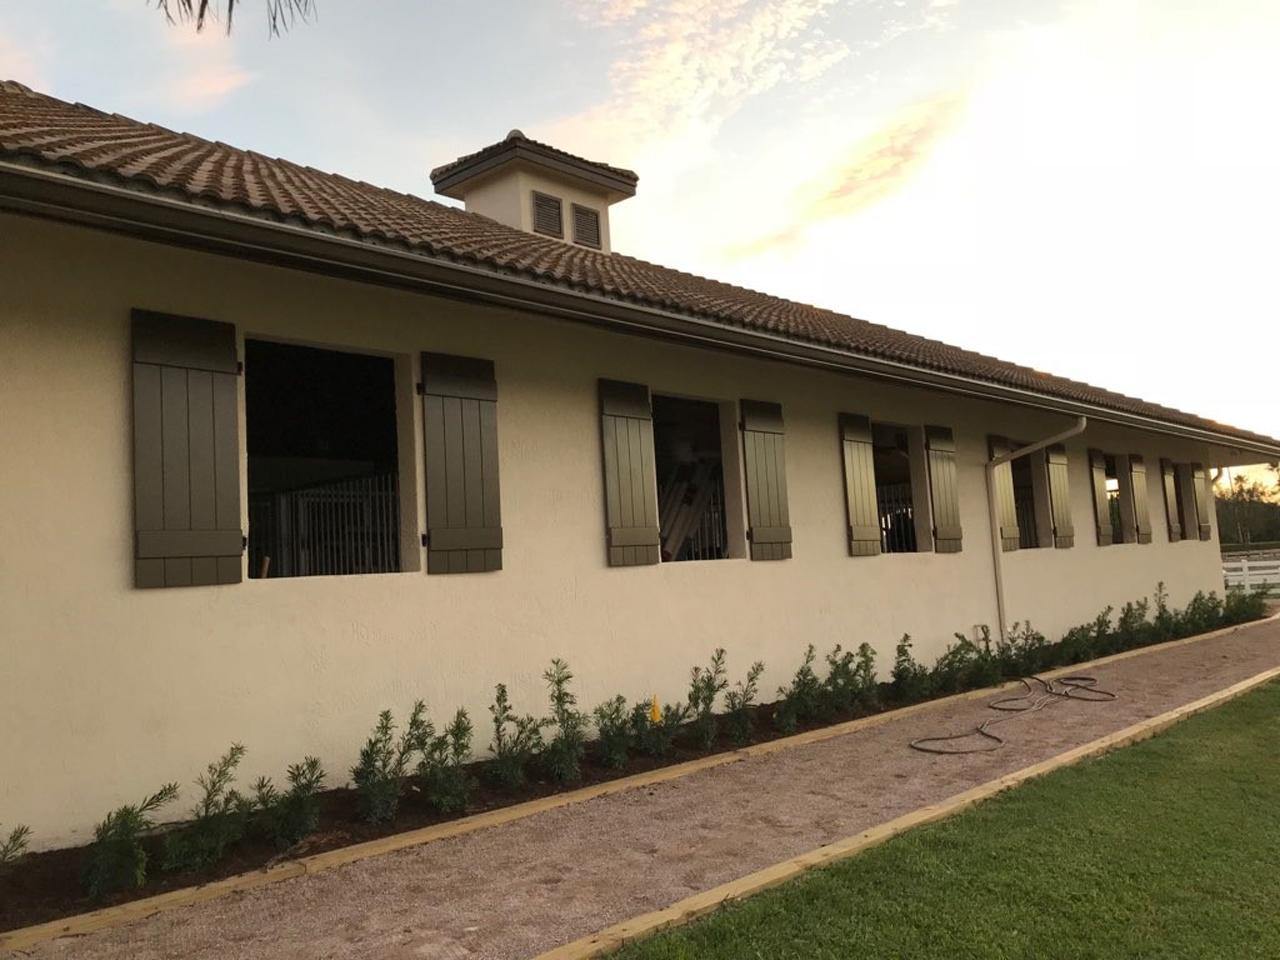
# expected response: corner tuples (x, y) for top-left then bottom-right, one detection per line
(2, 0), (1278, 445)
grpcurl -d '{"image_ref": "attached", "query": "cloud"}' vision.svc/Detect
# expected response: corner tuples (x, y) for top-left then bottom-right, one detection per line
(727, 93), (963, 257)
(158, 26), (252, 112)
(551, 0), (850, 155)
(0, 25), (51, 90)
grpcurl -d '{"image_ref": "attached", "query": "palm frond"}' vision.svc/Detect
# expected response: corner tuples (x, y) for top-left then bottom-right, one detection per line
(154, 0), (316, 36)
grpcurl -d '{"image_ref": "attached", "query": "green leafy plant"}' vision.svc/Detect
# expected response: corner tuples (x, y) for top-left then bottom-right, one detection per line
(991, 622), (1049, 677)
(0, 823), (31, 873)
(1152, 582), (1177, 640)
(630, 699), (690, 758)
(775, 644), (824, 733)
(823, 642), (878, 715)
(163, 743), (253, 872)
(543, 659), (588, 784)
(351, 701), (429, 825)
(252, 756), (325, 849)
(592, 696), (632, 769)
(1225, 585), (1269, 625)
(688, 648), (729, 751)
(487, 683), (547, 790)
(723, 661), (765, 746)
(1115, 598), (1152, 650)
(83, 783), (179, 898)
(1182, 591), (1224, 635)
(418, 708), (474, 814)
(891, 634), (931, 703)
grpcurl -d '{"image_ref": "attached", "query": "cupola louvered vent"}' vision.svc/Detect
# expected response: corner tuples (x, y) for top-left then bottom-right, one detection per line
(532, 191), (563, 238)
(572, 204), (602, 249)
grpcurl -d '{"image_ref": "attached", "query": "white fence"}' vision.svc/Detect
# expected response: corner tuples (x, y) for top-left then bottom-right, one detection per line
(1224, 553), (1280, 595)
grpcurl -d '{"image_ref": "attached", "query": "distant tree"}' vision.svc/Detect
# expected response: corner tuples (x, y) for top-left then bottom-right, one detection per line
(1217, 474), (1280, 544)
(154, 0), (314, 35)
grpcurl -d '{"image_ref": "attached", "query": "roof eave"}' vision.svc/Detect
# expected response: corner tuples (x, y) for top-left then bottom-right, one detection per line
(431, 142), (637, 202)
(1, 159), (1276, 460)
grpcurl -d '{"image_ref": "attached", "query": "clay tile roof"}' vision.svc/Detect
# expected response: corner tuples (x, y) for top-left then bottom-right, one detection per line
(1, 81), (1276, 451)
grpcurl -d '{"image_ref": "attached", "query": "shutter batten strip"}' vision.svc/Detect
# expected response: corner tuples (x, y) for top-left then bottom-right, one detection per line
(1161, 458), (1182, 543)
(422, 352), (503, 573)
(599, 379), (660, 566)
(132, 309), (243, 588)
(741, 400), (792, 561)
(839, 414), (880, 557)
(1045, 444), (1074, 548)
(1192, 463), (1212, 541)
(1129, 454), (1152, 544)
(988, 436), (1020, 553)
(925, 425), (962, 553)
(1088, 449), (1113, 547)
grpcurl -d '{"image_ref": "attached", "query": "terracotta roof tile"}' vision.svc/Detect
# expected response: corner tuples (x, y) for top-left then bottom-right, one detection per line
(1, 81), (1275, 450)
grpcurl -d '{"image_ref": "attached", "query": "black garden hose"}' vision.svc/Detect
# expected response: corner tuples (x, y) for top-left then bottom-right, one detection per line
(908, 675), (1117, 755)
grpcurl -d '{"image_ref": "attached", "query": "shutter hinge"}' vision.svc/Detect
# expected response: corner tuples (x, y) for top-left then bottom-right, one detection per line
(241, 533), (248, 552)
(420, 532), (429, 548)
(415, 382), (425, 396)
(237, 361), (244, 376)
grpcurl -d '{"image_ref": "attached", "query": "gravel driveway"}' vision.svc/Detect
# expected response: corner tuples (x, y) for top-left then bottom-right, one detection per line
(15, 619), (1280, 960)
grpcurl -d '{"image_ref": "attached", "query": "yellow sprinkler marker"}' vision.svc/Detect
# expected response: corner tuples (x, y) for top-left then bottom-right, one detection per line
(649, 695), (662, 724)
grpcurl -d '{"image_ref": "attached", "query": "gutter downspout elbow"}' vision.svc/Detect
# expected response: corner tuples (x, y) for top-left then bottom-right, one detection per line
(986, 416), (1088, 641)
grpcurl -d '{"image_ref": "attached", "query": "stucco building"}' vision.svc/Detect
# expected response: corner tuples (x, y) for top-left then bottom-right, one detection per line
(2, 80), (1277, 845)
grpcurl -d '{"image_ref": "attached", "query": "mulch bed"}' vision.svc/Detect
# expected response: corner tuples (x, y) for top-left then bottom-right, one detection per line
(0, 697), (886, 934)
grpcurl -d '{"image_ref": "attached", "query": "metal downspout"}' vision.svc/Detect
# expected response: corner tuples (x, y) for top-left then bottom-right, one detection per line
(986, 416), (1089, 640)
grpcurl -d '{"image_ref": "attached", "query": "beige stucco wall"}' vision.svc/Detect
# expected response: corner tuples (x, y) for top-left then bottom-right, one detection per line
(0, 213), (1225, 847)
(462, 164), (614, 251)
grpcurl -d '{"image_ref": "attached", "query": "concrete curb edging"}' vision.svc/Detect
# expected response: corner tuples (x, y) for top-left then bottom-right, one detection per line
(1, 613), (1275, 952)
(533, 661), (1280, 960)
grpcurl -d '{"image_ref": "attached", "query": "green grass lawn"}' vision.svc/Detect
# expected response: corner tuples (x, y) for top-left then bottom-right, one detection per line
(615, 680), (1280, 960)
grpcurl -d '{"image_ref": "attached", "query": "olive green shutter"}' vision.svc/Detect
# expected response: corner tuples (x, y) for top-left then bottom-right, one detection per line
(988, 436), (1020, 552)
(1128, 454), (1152, 544)
(1045, 444), (1074, 548)
(741, 400), (792, 561)
(925, 425), (962, 553)
(599, 379), (660, 566)
(1191, 463), (1212, 541)
(839, 414), (880, 557)
(1161, 458), (1181, 542)
(1088, 449), (1113, 546)
(132, 309), (242, 588)
(421, 353), (502, 573)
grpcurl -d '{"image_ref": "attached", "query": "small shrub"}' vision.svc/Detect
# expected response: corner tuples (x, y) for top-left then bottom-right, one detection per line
(891, 634), (931, 703)
(253, 756), (325, 849)
(823, 642), (878, 715)
(0, 823), (31, 873)
(163, 743), (253, 872)
(688, 648), (729, 751)
(1115, 598), (1152, 650)
(990, 622), (1048, 676)
(775, 644), (824, 733)
(1225, 586), (1269, 625)
(83, 783), (179, 898)
(1152, 582), (1177, 640)
(592, 695), (632, 769)
(630, 698), (690, 758)
(723, 661), (765, 746)
(488, 683), (547, 790)
(418, 708), (474, 814)
(930, 635), (998, 694)
(543, 659), (588, 784)
(351, 701), (430, 825)
(1182, 591), (1224, 635)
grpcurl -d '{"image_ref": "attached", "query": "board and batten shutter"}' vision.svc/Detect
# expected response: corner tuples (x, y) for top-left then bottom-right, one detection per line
(1128, 454), (1153, 544)
(1160, 458), (1181, 542)
(839, 414), (880, 557)
(1045, 444), (1074, 548)
(421, 353), (503, 573)
(925, 425), (962, 553)
(988, 436), (1020, 552)
(741, 400), (792, 561)
(132, 309), (242, 588)
(1088, 449), (1113, 546)
(1191, 463), (1212, 541)
(599, 379), (660, 566)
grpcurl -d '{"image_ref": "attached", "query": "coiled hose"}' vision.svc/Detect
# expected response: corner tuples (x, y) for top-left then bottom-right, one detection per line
(909, 675), (1117, 755)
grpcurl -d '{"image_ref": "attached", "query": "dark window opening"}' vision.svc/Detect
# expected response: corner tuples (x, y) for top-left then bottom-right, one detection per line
(1011, 454), (1040, 548)
(245, 340), (400, 578)
(1105, 455), (1124, 543)
(653, 395), (728, 562)
(872, 424), (918, 554)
